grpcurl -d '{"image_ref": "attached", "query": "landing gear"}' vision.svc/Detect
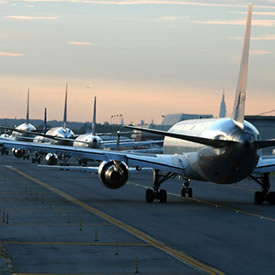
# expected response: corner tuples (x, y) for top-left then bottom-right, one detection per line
(146, 189), (154, 203)
(1, 148), (8, 155)
(23, 154), (30, 160)
(32, 152), (41, 164)
(78, 159), (87, 167)
(59, 154), (70, 166)
(145, 170), (175, 203)
(181, 178), (193, 198)
(250, 173), (275, 205)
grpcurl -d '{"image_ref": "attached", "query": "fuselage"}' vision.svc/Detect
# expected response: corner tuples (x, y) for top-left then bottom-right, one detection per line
(164, 118), (260, 184)
(12, 123), (36, 142)
(73, 134), (103, 149)
(33, 127), (75, 146)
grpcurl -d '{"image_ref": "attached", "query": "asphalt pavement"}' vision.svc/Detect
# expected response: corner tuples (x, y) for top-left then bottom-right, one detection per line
(0, 154), (275, 275)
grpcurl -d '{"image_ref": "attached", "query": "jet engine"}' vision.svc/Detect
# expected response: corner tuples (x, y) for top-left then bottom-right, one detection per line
(45, 153), (58, 165)
(98, 160), (128, 189)
(12, 148), (25, 158)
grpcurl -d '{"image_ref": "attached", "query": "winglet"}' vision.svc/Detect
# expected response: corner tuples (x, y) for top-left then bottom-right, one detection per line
(63, 83), (68, 129)
(91, 96), (96, 135)
(43, 107), (47, 135)
(231, 3), (253, 129)
(26, 88), (30, 124)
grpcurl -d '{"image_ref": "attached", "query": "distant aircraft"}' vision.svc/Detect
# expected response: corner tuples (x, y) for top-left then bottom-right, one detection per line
(73, 96), (162, 149)
(31, 83), (75, 164)
(72, 96), (163, 165)
(3, 94), (162, 165)
(0, 89), (36, 158)
(1, 4), (275, 205)
(33, 83), (75, 145)
(72, 96), (104, 149)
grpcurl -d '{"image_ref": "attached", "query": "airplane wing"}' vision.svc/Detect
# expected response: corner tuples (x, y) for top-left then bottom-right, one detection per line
(1, 126), (162, 148)
(0, 138), (185, 175)
(253, 157), (275, 174)
(104, 139), (163, 149)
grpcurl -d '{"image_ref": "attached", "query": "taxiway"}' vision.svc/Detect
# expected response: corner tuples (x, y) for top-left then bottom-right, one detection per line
(0, 154), (275, 274)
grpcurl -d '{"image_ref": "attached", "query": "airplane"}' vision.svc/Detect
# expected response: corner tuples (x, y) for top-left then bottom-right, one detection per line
(3, 94), (162, 165)
(33, 83), (76, 145)
(72, 96), (163, 150)
(71, 96), (163, 165)
(0, 89), (37, 158)
(29, 83), (77, 164)
(1, 4), (275, 205)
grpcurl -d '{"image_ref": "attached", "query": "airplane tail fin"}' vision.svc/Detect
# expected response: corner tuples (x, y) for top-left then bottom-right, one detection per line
(26, 88), (30, 124)
(91, 96), (96, 135)
(231, 3), (253, 129)
(43, 107), (47, 135)
(63, 83), (68, 130)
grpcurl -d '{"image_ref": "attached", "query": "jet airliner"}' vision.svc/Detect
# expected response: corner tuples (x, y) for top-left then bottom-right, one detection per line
(1, 4), (275, 205)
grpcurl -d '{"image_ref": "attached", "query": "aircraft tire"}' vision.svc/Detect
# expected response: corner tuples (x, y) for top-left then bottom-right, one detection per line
(159, 189), (167, 203)
(267, 192), (275, 205)
(181, 189), (186, 197)
(188, 188), (193, 198)
(146, 189), (154, 203)
(254, 191), (265, 205)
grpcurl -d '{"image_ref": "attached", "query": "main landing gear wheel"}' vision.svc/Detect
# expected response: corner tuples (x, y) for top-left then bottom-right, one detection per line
(146, 189), (154, 203)
(181, 187), (193, 198)
(251, 173), (275, 205)
(181, 179), (193, 198)
(159, 189), (167, 203)
(254, 191), (265, 205)
(267, 192), (275, 205)
(32, 157), (41, 164)
(145, 188), (167, 203)
(145, 170), (175, 203)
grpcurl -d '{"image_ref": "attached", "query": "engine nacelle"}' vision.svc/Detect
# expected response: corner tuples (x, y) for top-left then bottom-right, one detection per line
(12, 148), (25, 158)
(98, 161), (128, 189)
(45, 153), (58, 165)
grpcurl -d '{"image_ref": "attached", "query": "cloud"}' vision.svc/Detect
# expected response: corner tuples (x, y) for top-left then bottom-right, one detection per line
(232, 11), (275, 16)
(156, 16), (190, 22)
(17, 1), (249, 8)
(195, 19), (275, 27)
(7, 16), (59, 20)
(19, 1), (275, 9)
(252, 34), (275, 41)
(250, 50), (272, 55)
(67, 41), (93, 46)
(0, 52), (24, 57)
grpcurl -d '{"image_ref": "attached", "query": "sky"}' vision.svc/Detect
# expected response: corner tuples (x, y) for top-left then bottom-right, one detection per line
(0, 0), (275, 124)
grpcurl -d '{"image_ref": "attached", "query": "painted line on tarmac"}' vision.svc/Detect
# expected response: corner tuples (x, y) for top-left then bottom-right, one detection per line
(129, 182), (275, 222)
(14, 274), (129, 275)
(206, 181), (258, 192)
(8, 166), (223, 275)
(4, 241), (150, 247)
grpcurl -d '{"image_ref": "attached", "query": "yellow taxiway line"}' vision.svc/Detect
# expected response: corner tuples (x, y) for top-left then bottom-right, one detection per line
(4, 241), (150, 247)
(7, 166), (223, 275)
(14, 274), (129, 275)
